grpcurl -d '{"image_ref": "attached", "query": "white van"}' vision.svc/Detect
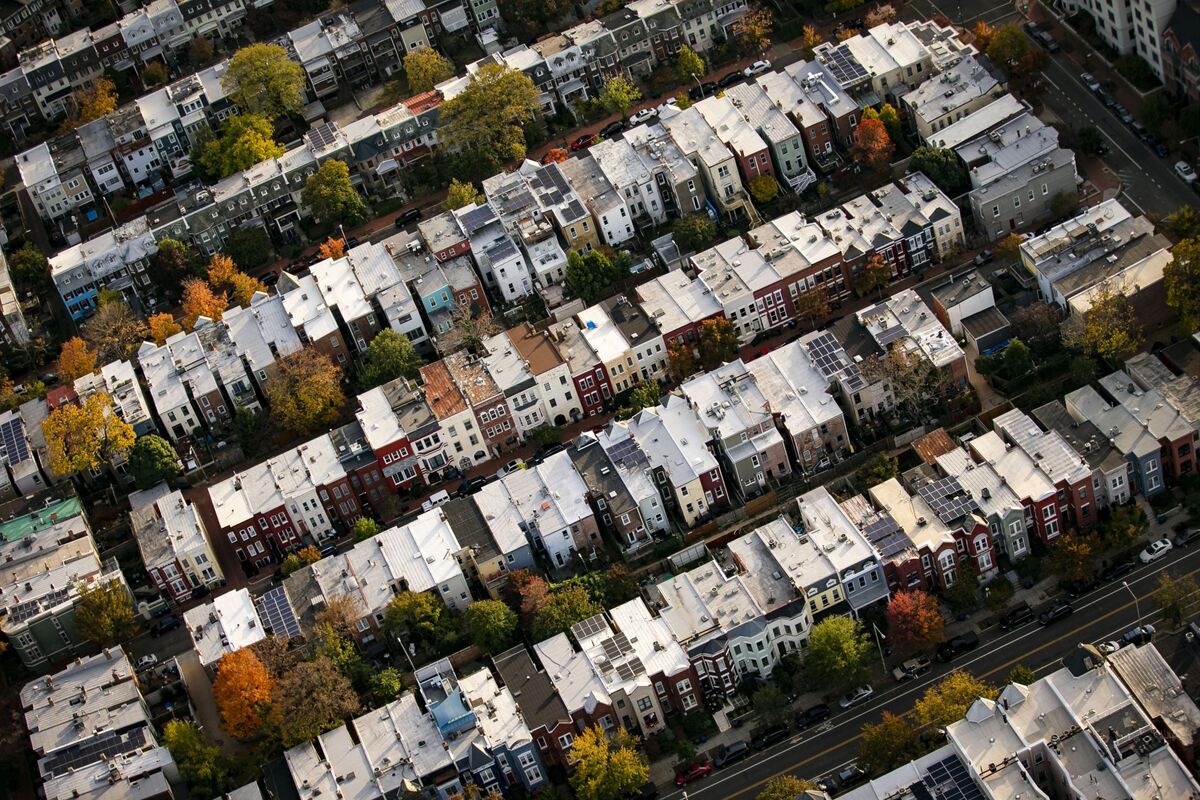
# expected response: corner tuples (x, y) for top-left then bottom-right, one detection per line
(421, 489), (451, 513)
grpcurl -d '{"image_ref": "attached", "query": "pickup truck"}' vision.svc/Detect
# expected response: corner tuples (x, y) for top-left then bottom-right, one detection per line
(893, 655), (932, 682)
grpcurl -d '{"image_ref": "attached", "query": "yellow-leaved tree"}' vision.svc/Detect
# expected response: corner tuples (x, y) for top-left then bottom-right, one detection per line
(57, 336), (97, 381)
(914, 671), (997, 728)
(264, 347), (345, 435)
(213, 648), (274, 739)
(569, 726), (649, 800)
(42, 392), (136, 476)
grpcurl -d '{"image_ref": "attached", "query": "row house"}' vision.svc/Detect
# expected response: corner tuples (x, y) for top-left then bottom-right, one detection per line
(969, 430), (1062, 544)
(16, 136), (93, 230)
(444, 350), (515, 456)
(906, 467), (998, 581)
(795, 488), (890, 613)
(547, 318), (612, 417)
(867, 477), (963, 590)
(900, 54), (1003, 143)
(856, 288), (968, 386)
(420, 359), (484, 469)
(815, 20), (934, 101)
(279, 272), (349, 365)
(935, 447), (1031, 562)
(1163, 0), (1200, 103)
(310, 255), (383, 353)
(929, 270), (996, 339)
(595, 424), (671, 537)
(130, 483), (223, 603)
(336, 694), (462, 799)
(749, 210), (850, 305)
(779, 61), (859, 159)
(0, 409), (49, 497)
(993, 408), (1097, 532)
(531, 630), (619, 750)
(192, 317), (264, 412)
(481, 161), (567, 285)
(840, 494), (924, 593)
(355, 378), (431, 492)
(559, 153), (635, 247)
(347, 239), (431, 352)
(329, 420), (392, 514)
(896, 171), (964, 260)
(578, 300), (639, 395)
(508, 322), (582, 426)
(680, 360), (791, 500)
(622, 120), (707, 219)
(725, 81), (817, 193)
(867, 181), (938, 274)
(693, 234), (815, 341)
(1098, 370), (1197, 479)
(1034, 400), (1133, 512)
(798, 329), (893, 427)
(444, 494), (536, 594)
(635, 269), (722, 350)
(694, 95), (776, 192)
(73, 358), (157, 437)
(137, 330), (231, 440)
(590, 136), (674, 231)
(617, 395), (728, 527)
(661, 105), (750, 222)
(222, 291), (303, 386)
(568, 432), (658, 552)
(493, 645), (578, 769)
(1125, 352), (1200, 434)
(481, 330), (548, 438)
(1064, 385), (1164, 499)
(724, 514), (840, 628)
(183, 587), (273, 669)
(459, 202), (535, 302)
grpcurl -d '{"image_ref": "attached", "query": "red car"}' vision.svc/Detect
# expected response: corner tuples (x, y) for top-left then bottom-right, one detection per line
(570, 133), (596, 151)
(675, 762), (713, 786)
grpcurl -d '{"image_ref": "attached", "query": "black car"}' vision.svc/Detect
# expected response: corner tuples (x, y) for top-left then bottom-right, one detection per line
(999, 602), (1034, 631)
(796, 704), (831, 729)
(750, 723), (790, 750)
(599, 119), (624, 138)
(1152, 140), (1170, 158)
(1097, 90), (1117, 108)
(538, 442), (567, 458)
(1062, 575), (1100, 598)
(151, 616), (181, 637)
(261, 271), (280, 286)
(457, 476), (488, 497)
(395, 207), (423, 227)
(1102, 560), (1136, 581)
(688, 81), (718, 99)
(712, 740), (751, 769)
(319, 542), (340, 558)
(346, 237), (360, 248)
(937, 630), (980, 662)
(718, 71), (742, 88)
(1039, 601), (1074, 626)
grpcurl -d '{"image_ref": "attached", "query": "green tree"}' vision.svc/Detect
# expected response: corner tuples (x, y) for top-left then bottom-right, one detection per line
(142, 62), (169, 87)
(565, 249), (623, 303)
(908, 147), (969, 194)
(302, 159), (368, 226)
(677, 45), (706, 83)
(496, 0), (573, 42)
(357, 330), (422, 389)
(732, 6), (774, 55)
(617, 380), (661, 419)
(189, 36), (214, 67)
(1153, 573), (1198, 627)
(1049, 533), (1096, 587)
(1061, 283), (1144, 363)
(1003, 338), (1034, 378)
(75, 579), (136, 647)
(1101, 503), (1147, 549)
(674, 213), (716, 253)
(859, 712), (920, 774)
(749, 174), (778, 204)
(383, 591), (462, 659)
(1070, 355), (1098, 385)
(994, 232), (1025, 263)
(439, 64), (542, 169)
(599, 74), (641, 120)
(529, 424), (563, 449)
(1009, 303), (1060, 351)
(570, 727), (649, 800)
(152, 238), (197, 295)
(199, 114), (284, 178)
(351, 516), (380, 542)
(914, 671), (996, 728)
(224, 227), (272, 270)
(1077, 126), (1105, 156)
(370, 668), (405, 703)
(1164, 207), (1200, 241)
(404, 46), (454, 93)
(751, 684), (789, 724)
(128, 434), (180, 489)
(9, 242), (49, 289)
(268, 657), (360, 748)
(859, 452), (898, 486)
(465, 600), (519, 653)
(162, 721), (228, 798)
(532, 585), (601, 641)
(698, 318), (739, 370)
(1166, 237), (1200, 333)
(1008, 664), (1036, 684)
(878, 102), (902, 141)
(757, 776), (819, 800)
(943, 565), (980, 614)
(805, 615), (872, 693)
(445, 177), (482, 211)
(986, 23), (1028, 67)
(223, 43), (306, 119)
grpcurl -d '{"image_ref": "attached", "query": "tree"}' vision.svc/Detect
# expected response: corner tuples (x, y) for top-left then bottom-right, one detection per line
(698, 318), (739, 370)
(1050, 191), (1080, 219)
(805, 615), (872, 693)
(973, 20), (996, 51)
(857, 253), (892, 297)
(909, 147), (969, 194)
(853, 118), (894, 170)
(757, 776), (819, 800)
(351, 516), (380, 542)
(181, 278), (228, 330)
(861, 347), (953, 422)
(303, 159), (368, 226)
(914, 671), (996, 728)
(677, 45), (706, 83)
(542, 147), (569, 164)
(510, 569), (550, 624)
(357, 330), (422, 390)
(599, 74), (641, 120)
(439, 64), (542, 168)
(532, 585), (602, 641)
(865, 2), (897, 25)
(264, 347), (345, 435)
(994, 232), (1024, 263)
(1071, 355), (1098, 385)
(199, 114), (285, 178)
(800, 25), (822, 59)
(860, 452), (899, 487)
(152, 238), (197, 295)
(877, 102), (902, 141)
(749, 174), (778, 204)
(1166, 237), (1200, 332)
(1164, 206), (1200, 241)
(317, 236), (346, 260)
(1009, 303), (1059, 350)
(793, 286), (830, 328)
(9, 242), (49, 289)
(1154, 573), (1199, 627)
(466, 600), (519, 653)
(496, 0), (572, 42)
(987, 23), (1028, 67)
(370, 668), (405, 703)
(128, 435), (180, 489)
(189, 36), (214, 66)
(666, 341), (699, 382)
(224, 227), (272, 270)
(1003, 338), (1034, 377)
(404, 46), (454, 93)
(943, 564), (980, 614)
(440, 302), (500, 354)
(223, 43), (306, 119)
(570, 727), (649, 800)
(751, 684), (789, 724)
(565, 249), (623, 304)
(75, 579), (135, 647)
(69, 77), (118, 127)
(213, 648), (275, 738)
(57, 336), (96, 381)
(732, 6), (774, 55)
(859, 712), (920, 774)
(81, 300), (147, 362)
(384, 591), (462, 659)
(886, 590), (945, 656)
(445, 178), (482, 211)
(1061, 283), (1144, 363)
(43, 392), (136, 476)
(142, 62), (169, 87)
(674, 213), (716, 253)
(1077, 125), (1105, 156)
(162, 721), (228, 798)
(1101, 503), (1147, 550)
(268, 657), (360, 747)
(604, 564), (639, 605)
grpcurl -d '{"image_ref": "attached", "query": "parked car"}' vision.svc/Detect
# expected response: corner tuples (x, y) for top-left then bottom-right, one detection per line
(743, 59), (772, 78)
(999, 602), (1035, 631)
(395, 207), (422, 227)
(629, 107), (657, 125)
(1102, 560), (1136, 581)
(135, 654), (159, 671)
(496, 459), (526, 478)
(716, 70), (742, 89)
(674, 761), (712, 786)
(421, 489), (451, 513)
(599, 120), (624, 138)
(1140, 538), (1173, 563)
(570, 133), (596, 151)
(839, 685), (874, 709)
(1130, 121), (1149, 140)
(538, 442), (567, 458)
(1176, 161), (1197, 182)
(1097, 640), (1123, 655)
(796, 703), (831, 729)
(1081, 72), (1101, 91)
(625, 782), (658, 799)
(319, 542), (339, 558)
(937, 631), (980, 662)
(1038, 601), (1074, 626)
(1098, 90), (1117, 108)
(1174, 528), (1200, 547)
(893, 655), (933, 681)
(713, 740), (751, 768)
(1151, 140), (1170, 158)
(151, 616), (181, 637)
(973, 249), (993, 266)
(261, 271), (280, 286)
(346, 237), (360, 248)
(1113, 104), (1134, 125)
(1034, 29), (1060, 52)
(750, 723), (791, 750)
(1123, 624), (1156, 646)
(457, 476), (487, 497)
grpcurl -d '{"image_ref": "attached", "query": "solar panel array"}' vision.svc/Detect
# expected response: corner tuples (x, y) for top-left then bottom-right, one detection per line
(862, 511), (912, 560)
(918, 476), (980, 525)
(804, 331), (866, 392)
(606, 436), (647, 470)
(875, 322), (908, 346)
(10, 586), (71, 623)
(921, 755), (985, 800)
(460, 204), (497, 234)
(615, 656), (645, 682)
(44, 726), (148, 777)
(563, 199), (587, 221)
(306, 122), (340, 152)
(254, 585), (301, 639)
(601, 631), (632, 661)
(0, 416), (29, 463)
(822, 45), (869, 87)
(572, 613), (609, 641)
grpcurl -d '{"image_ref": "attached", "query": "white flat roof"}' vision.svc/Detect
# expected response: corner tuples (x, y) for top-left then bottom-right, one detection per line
(183, 588), (266, 668)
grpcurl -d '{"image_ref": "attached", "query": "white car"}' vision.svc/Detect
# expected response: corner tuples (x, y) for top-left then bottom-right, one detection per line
(1175, 161), (1197, 182)
(629, 107), (657, 125)
(839, 685), (874, 709)
(743, 59), (772, 78)
(1097, 640), (1122, 655)
(135, 654), (159, 671)
(1081, 72), (1101, 92)
(1139, 538), (1173, 563)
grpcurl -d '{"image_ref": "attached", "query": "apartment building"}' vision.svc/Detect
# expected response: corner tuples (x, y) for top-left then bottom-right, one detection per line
(130, 483), (222, 603)
(901, 54), (1003, 142)
(1065, 0), (1175, 78)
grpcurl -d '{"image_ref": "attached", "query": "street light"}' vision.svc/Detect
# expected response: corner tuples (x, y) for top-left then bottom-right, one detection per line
(872, 622), (887, 673)
(1123, 580), (1143, 635)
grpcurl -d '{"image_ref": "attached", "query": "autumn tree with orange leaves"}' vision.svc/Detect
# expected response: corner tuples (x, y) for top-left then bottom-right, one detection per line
(317, 237), (346, 260)
(732, 6), (773, 55)
(205, 254), (264, 308)
(542, 148), (569, 164)
(886, 590), (945, 657)
(213, 648), (274, 739)
(57, 337), (96, 380)
(181, 279), (228, 330)
(853, 118), (894, 171)
(148, 313), (183, 345)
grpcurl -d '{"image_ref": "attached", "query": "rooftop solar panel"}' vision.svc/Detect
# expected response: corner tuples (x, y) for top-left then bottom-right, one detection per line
(861, 511), (913, 560)
(572, 613), (608, 640)
(876, 323), (907, 346)
(44, 727), (149, 777)
(922, 755), (985, 800)
(254, 585), (301, 639)
(918, 476), (980, 525)
(822, 44), (869, 86)
(0, 417), (29, 463)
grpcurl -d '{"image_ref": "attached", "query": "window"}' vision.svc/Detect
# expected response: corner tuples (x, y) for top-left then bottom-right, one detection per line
(637, 696), (653, 712)
(558, 732), (574, 748)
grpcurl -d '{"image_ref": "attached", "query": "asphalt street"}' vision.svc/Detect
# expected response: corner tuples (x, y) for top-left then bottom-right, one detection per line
(662, 541), (1200, 800)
